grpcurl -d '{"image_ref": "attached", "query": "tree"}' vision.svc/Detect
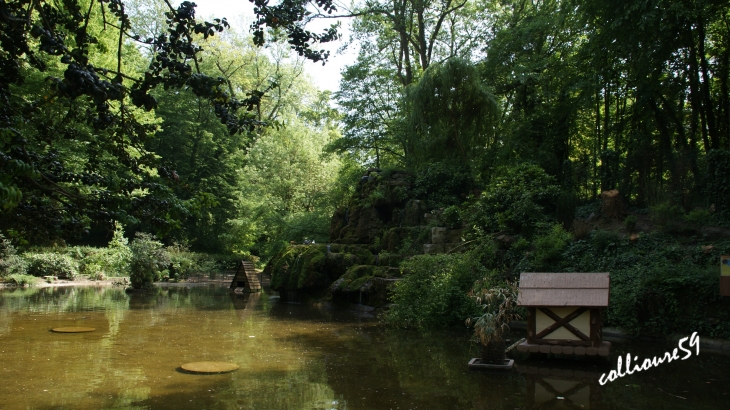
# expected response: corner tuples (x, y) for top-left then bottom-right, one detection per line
(402, 58), (497, 170)
(0, 0), (341, 242)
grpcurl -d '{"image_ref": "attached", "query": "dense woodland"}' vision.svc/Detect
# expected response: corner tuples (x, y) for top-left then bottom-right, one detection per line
(2, 1), (730, 336)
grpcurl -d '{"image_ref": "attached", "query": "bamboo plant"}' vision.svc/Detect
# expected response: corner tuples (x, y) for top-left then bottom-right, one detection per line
(466, 281), (521, 364)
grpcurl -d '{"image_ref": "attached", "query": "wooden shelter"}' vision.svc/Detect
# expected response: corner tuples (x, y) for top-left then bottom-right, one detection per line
(229, 260), (261, 292)
(516, 272), (611, 357)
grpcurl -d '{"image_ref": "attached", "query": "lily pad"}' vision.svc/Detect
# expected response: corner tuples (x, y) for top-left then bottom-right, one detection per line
(51, 327), (96, 333)
(180, 361), (239, 374)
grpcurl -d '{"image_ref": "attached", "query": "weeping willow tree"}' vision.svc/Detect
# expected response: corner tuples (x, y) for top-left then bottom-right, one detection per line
(402, 59), (498, 170)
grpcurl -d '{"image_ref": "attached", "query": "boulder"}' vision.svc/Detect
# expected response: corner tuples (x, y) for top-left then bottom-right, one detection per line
(431, 227), (464, 244)
(329, 206), (347, 241)
(402, 200), (427, 226)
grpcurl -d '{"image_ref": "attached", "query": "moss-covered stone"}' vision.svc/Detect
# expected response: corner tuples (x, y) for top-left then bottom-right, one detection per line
(331, 265), (400, 293)
(268, 245), (328, 292)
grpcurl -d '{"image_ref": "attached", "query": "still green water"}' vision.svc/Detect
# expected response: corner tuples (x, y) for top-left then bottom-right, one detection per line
(0, 285), (727, 410)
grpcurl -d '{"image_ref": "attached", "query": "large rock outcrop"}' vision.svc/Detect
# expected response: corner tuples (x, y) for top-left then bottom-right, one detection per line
(268, 169), (466, 302)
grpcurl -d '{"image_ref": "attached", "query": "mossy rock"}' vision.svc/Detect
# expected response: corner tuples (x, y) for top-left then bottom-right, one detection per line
(268, 244), (378, 293)
(378, 253), (405, 267)
(268, 245), (329, 291)
(331, 265), (399, 293)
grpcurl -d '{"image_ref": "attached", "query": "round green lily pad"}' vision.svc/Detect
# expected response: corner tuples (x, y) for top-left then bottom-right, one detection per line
(51, 327), (96, 333)
(180, 361), (239, 374)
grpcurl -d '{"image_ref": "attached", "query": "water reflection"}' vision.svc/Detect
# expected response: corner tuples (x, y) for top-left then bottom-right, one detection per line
(517, 363), (602, 409)
(0, 285), (729, 410)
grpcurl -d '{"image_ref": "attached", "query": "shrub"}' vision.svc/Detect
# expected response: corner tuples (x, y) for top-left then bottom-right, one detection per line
(129, 233), (170, 289)
(167, 244), (202, 280)
(0, 255), (28, 277)
(386, 252), (487, 329)
(607, 262), (720, 336)
(649, 202), (683, 231)
(87, 270), (106, 281)
(439, 205), (462, 229)
(533, 224), (572, 269)
(23, 252), (78, 279)
(105, 222), (132, 275)
(4, 274), (40, 287)
(471, 163), (560, 236)
(685, 209), (711, 227)
(1, 234), (28, 277)
(624, 215), (638, 232)
(411, 161), (475, 208)
(591, 229), (621, 252)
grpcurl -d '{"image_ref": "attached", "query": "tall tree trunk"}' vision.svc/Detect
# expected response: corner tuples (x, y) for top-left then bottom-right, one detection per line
(689, 37), (711, 152)
(697, 17), (719, 148)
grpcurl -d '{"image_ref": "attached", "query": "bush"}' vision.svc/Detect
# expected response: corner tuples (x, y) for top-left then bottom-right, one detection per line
(607, 262), (721, 336)
(129, 233), (170, 289)
(0, 255), (28, 276)
(1, 233), (28, 277)
(624, 215), (638, 232)
(386, 252), (487, 329)
(471, 163), (560, 236)
(23, 252), (78, 279)
(105, 222), (132, 275)
(167, 244), (202, 280)
(649, 202), (683, 231)
(3, 274), (40, 287)
(533, 224), (572, 269)
(685, 209), (711, 227)
(439, 205), (462, 229)
(411, 161), (475, 208)
(87, 270), (106, 281)
(591, 229), (621, 252)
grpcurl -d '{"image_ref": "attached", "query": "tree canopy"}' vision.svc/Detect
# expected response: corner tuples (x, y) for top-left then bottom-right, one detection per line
(0, 0), (341, 244)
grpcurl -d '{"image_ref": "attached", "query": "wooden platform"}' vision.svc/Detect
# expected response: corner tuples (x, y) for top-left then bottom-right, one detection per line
(515, 341), (611, 356)
(468, 358), (514, 370)
(229, 260), (261, 292)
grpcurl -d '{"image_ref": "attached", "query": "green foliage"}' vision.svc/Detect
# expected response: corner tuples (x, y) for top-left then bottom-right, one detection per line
(3, 274), (40, 287)
(129, 233), (170, 289)
(649, 203), (684, 231)
(590, 229), (621, 253)
(439, 206), (462, 229)
(532, 224), (572, 269)
(685, 209), (711, 227)
(23, 253), (78, 279)
(412, 162), (475, 208)
(608, 263), (721, 336)
(471, 163), (560, 236)
(87, 270), (106, 281)
(0, 233), (28, 277)
(332, 265), (395, 293)
(0, 254), (28, 277)
(624, 215), (638, 232)
(269, 245), (330, 291)
(386, 253), (487, 329)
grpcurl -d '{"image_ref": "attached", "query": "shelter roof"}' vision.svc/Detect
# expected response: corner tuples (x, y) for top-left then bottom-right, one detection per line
(517, 272), (610, 307)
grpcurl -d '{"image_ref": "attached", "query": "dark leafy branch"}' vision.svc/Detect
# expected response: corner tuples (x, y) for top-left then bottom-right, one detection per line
(0, 0), (341, 241)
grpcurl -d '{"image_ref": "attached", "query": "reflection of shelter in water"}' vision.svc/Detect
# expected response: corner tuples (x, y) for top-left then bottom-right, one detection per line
(518, 364), (601, 409)
(516, 273), (611, 357)
(229, 292), (261, 321)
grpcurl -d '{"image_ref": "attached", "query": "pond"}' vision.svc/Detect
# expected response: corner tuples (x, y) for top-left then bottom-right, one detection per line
(0, 285), (727, 409)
